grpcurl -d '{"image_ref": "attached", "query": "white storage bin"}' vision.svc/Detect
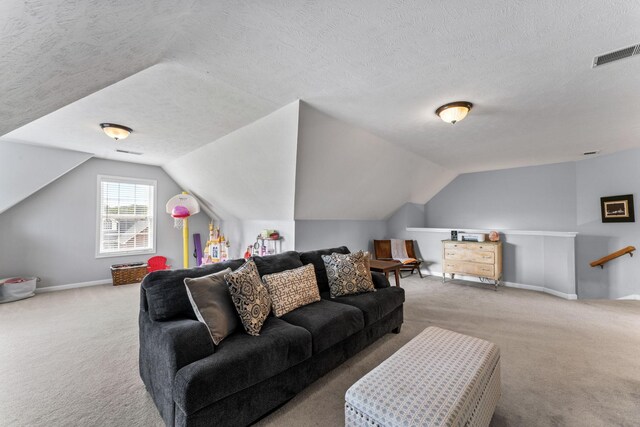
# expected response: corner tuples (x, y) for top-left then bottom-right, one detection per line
(0, 277), (37, 303)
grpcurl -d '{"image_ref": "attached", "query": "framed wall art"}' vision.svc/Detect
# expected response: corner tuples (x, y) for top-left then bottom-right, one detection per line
(600, 194), (635, 223)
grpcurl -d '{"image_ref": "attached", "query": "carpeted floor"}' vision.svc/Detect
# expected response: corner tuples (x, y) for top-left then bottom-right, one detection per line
(1, 276), (639, 427)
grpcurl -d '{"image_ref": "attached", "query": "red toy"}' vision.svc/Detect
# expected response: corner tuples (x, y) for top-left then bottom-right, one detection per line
(147, 256), (171, 273)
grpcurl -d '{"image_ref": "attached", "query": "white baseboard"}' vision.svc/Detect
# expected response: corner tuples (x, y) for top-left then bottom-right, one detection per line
(618, 294), (640, 300)
(35, 279), (113, 294)
(424, 270), (577, 300)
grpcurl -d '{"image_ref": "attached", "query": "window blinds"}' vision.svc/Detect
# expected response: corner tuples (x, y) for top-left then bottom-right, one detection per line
(97, 176), (155, 256)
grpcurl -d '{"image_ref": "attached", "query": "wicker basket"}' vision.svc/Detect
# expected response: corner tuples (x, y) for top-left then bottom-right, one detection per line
(111, 263), (148, 286)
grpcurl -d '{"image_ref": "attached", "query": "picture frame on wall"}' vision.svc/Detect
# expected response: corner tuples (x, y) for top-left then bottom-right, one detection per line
(600, 194), (635, 223)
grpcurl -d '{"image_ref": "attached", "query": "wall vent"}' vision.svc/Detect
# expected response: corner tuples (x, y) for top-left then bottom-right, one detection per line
(593, 44), (640, 68)
(115, 149), (143, 155)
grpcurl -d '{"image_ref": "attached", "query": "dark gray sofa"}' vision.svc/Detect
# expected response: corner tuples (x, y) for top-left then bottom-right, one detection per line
(139, 247), (405, 427)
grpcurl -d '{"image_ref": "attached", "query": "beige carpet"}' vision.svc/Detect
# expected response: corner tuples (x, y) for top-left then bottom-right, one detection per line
(1, 277), (639, 427)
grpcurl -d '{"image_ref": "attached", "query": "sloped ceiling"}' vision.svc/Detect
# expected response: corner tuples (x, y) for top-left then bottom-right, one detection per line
(163, 102), (456, 221)
(163, 102), (300, 221)
(2, 63), (277, 165)
(295, 103), (456, 220)
(0, 141), (92, 214)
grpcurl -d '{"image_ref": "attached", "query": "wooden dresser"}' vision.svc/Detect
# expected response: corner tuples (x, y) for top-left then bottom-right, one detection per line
(442, 240), (502, 289)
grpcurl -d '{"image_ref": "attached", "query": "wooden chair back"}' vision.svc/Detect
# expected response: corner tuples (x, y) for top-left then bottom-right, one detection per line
(373, 240), (392, 259)
(405, 240), (417, 259)
(374, 240), (418, 260)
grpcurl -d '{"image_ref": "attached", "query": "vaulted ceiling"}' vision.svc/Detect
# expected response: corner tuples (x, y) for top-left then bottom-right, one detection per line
(2, 1), (639, 195)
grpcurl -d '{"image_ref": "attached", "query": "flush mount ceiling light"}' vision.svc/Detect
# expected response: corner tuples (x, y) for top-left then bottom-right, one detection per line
(100, 123), (132, 141)
(435, 101), (473, 124)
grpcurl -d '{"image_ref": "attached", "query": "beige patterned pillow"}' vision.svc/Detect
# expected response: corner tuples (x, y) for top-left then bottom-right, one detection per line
(224, 260), (271, 336)
(262, 264), (321, 317)
(322, 251), (376, 298)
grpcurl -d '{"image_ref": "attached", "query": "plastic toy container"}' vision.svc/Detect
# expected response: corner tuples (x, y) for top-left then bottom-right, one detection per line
(0, 277), (37, 303)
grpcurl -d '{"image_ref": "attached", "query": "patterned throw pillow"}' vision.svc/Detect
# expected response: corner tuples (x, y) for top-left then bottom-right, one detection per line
(322, 251), (376, 298)
(262, 264), (321, 317)
(224, 260), (271, 336)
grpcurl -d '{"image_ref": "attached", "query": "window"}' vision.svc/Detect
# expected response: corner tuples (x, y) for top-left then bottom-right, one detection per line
(96, 175), (157, 257)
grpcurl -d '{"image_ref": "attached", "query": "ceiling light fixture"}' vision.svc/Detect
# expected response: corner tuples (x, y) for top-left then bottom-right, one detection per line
(435, 101), (473, 124)
(100, 123), (132, 141)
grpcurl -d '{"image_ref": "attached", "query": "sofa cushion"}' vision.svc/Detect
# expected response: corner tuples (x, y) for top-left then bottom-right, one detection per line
(322, 251), (376, 298)
(142, 259), (246, 321)
(262, 264), (321, 317)
(371, 271), (390, 289)
(225, 260), (271, 336)
(299, 246), (350, 294)
(280, 299), (364, 353)
(173, 316), (312, 415)
(252, 251), (304, 277)
(184, 268), (238, 345)
(321, 286), (405, 326)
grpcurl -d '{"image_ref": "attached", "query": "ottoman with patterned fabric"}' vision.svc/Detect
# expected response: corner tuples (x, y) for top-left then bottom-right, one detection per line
(345, 327), (501, 427)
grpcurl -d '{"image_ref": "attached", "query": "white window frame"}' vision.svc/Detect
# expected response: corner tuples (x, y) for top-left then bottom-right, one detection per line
(96, 175), (158, 258)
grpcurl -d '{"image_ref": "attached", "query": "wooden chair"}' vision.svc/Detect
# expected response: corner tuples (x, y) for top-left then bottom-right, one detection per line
(373, 240), (423, 278)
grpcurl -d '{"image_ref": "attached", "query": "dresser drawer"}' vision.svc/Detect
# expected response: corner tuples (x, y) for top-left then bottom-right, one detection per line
(444, 242), (495, 252)
(443, 261), (495, 278)
(444, 242), (469, 250)
(444, 248), (495, 264)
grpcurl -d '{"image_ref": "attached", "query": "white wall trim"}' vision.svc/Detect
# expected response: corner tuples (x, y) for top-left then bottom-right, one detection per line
(424, 270), (578, 300)
(407, 227), (578, 238)
(617, 294), (640, 300)
(35, 279), (113, 294)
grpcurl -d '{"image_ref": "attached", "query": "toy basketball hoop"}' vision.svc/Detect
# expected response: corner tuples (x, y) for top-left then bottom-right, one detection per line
(166, 192), (200, 268)
(166, 193), (200, 229)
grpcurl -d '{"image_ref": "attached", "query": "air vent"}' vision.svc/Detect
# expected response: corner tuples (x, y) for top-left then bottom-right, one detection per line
(583, 150), (600, 156)
(116, 149), (143, 155)
(593, 44), (640, 68)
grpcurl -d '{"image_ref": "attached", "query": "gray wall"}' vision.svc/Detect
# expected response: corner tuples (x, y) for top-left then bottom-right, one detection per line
(221, 219), (296, 259)
(387, 203), (425, 237)
(420, 149), (640, 299)
(387, 204), (577, 297)
(575, 150), (640, 299)
(0, 158), (210, 289)
(294, 204), (423, 256)
(295, 220), (387, 254)
(424, 162), (577, 231)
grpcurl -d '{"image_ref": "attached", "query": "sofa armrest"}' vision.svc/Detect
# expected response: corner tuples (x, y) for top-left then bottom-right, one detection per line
(139, 313), (214, 424)
(371, 271), (390, 289)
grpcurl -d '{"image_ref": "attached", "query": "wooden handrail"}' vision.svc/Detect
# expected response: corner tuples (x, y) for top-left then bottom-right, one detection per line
(590, 246), (636, 269)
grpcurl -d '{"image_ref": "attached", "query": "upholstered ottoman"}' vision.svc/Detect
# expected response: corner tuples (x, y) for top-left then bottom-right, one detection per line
(345, 327), (501, 427)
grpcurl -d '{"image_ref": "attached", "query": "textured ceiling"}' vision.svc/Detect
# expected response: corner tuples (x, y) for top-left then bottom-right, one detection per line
(0, 0), (195, 139)
(2, 63), (276, 165)
(2, 0), (640, 172)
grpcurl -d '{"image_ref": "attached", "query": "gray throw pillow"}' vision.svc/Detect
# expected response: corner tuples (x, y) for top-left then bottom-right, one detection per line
(184, 268), (237, 345)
